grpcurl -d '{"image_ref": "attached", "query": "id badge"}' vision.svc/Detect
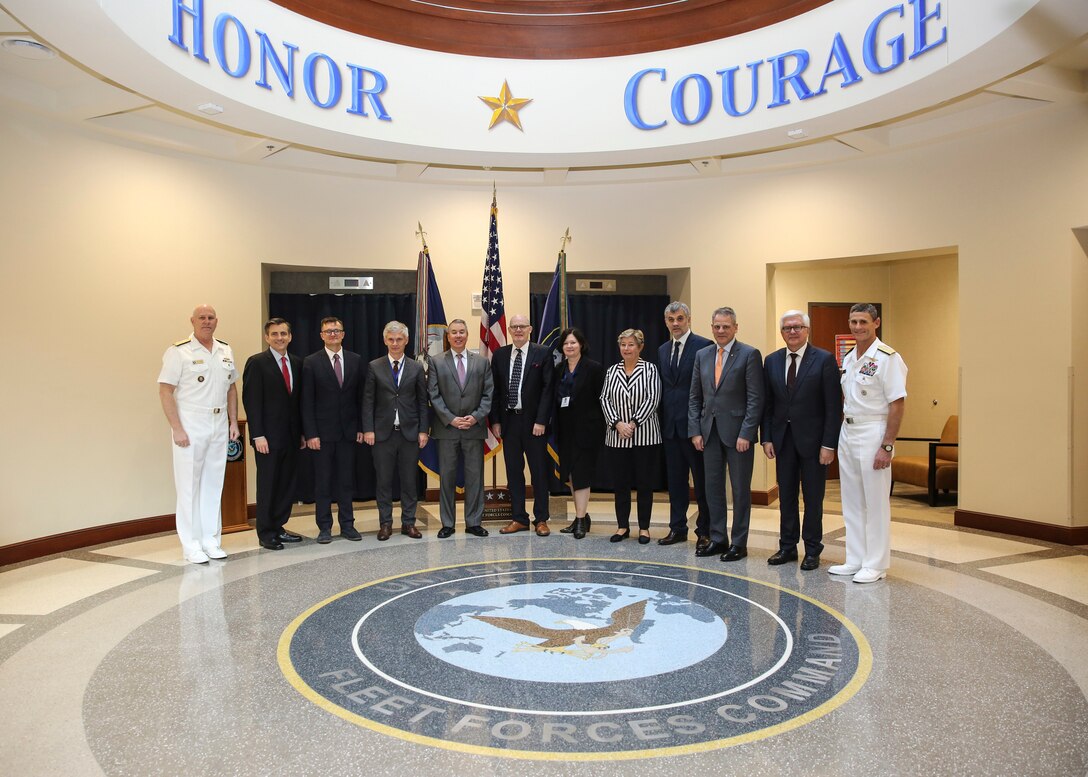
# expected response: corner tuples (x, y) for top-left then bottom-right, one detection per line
(561, 396), (571, 408)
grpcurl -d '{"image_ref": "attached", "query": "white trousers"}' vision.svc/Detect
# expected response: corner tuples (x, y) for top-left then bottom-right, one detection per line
(837, 419), (891, 571)
(172, 405), (227, 554)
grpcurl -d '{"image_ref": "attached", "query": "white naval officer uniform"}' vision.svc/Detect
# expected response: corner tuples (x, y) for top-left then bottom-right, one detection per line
(837, 337), (907, 575)
(158, 334), (238, 558)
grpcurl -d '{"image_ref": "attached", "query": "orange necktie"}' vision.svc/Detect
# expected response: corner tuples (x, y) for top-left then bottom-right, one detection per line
(714, 346), (725, 386)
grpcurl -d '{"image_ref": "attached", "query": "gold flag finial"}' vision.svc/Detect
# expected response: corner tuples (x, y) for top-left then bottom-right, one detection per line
(415, 221), (429, 252)
(559, 227), (572, 252)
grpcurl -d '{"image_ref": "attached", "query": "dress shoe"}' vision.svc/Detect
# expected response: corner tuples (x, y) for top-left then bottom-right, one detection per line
(276, 531), (303, 543)
(437, 526), (455, 539)
(201, 544), (228, 559)
(562, 515), (591, 534)
(572, 516), (589, 539)
(499, 521), (529, 535)
(767, 549), (799, 566)
(852, 568), (887, 584)
(376, 525), (392, 541)
(720, 545), (747, 562)
(185, 549), (210, 564)
(340, 526), (362, 541)
(316, 529), (333, 544)
(658, 531), (688, 546)
(610, 529), (630, 543)
(695, 536), (710, 552)
(259, 539), (284, 551)
(466, 525), (489, 537)
(828, 563), (861, 576)
(401, 525), (423, 539)
(534, 522), (550, 537)
(800, 555), (820, 571)
(696, 541), (728, 557)
(638, 533), (651, 545)
(559, 520), (577, 534)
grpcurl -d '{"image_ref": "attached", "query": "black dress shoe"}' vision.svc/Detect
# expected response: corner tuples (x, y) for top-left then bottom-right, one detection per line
(259, 539), (284, 551)
(277, 531), (303, 543)
(800, 555), (820, 571)
(466, 525), (489, 537)
(340, 526), (362, 541)
(695, 536), (710, 552)
(658, 531), (688, 546)
(559, 520), (577, 534)
(316, 529), (333, 544)
(376, 525), (392, 541)
(437, 526), (455, 538)
(572, 516), (589, 539)
(696, 541), (728, 558)
(610, 529), (630, 543)
(720, 545), (747, 562)
(767, 549), (799, 566)
(638, 533), (651, 545)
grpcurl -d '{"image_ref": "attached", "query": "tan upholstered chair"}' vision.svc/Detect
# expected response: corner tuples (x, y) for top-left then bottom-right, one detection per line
(891, 415), (958, 506)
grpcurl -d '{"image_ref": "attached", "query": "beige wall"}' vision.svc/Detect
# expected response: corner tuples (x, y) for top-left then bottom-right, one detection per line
(1, 99), (1086, 546)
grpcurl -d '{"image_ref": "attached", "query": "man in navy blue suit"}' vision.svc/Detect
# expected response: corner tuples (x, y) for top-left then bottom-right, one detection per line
(302, 317), (365, 544)
(656, 302), (713, 548)
(761, 310), (841, 570)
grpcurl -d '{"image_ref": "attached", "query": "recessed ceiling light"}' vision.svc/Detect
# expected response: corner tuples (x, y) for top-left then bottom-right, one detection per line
(1, 38), (56, 60)
(197, 102), (224, 116)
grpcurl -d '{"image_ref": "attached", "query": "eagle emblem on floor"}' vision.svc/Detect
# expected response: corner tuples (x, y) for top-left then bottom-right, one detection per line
(472, 600), (647, 660)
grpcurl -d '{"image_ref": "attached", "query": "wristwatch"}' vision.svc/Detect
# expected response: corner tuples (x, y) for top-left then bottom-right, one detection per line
(881, 444), (894, 452)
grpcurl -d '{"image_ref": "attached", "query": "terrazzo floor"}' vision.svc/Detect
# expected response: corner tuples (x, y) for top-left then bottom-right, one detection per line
(1, 485), (1086, 776)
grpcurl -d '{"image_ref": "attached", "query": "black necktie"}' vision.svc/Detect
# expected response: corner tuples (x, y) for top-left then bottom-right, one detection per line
(671, 340), (681, 371)
(787, 352), (798, 395)
(508, 349), (523, 410)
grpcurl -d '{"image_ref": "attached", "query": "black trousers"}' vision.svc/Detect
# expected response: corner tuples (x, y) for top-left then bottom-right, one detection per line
(609, 444), (660, 530)
(253, 444), (299, 544)
(313, 439), (356, 530)
(662, 434), (709, 537)
(501, 411), (551, 526)
(373, 433), (421, 526)
(774, 424), (827, 556)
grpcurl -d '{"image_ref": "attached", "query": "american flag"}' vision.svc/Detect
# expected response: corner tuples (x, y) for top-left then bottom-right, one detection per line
(479, 189), (508, 359)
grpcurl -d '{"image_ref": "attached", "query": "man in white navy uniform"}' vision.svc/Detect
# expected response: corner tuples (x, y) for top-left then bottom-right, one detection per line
(830, 303), (908, 584)
(158, 305), (240, 564)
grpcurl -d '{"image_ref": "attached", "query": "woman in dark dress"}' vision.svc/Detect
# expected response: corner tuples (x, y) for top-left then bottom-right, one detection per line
(554, 328), (605, 539)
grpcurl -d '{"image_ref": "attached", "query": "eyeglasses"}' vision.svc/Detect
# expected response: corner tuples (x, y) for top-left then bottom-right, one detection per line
(321, 329), (344, 336)
(509, 325), (529, 330)
(781, 325), (808, 333)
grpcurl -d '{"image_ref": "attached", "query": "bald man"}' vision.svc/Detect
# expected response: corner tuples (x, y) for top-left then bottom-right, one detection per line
(159, 305), (241, 564)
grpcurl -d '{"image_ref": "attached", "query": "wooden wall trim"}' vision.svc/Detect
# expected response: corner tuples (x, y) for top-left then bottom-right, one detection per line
(955, 509), (1088, 546)
(0, 514), (176, 567)
(753, 485), (779, 507)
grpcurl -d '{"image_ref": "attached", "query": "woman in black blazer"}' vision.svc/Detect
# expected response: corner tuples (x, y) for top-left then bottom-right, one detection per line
(554, 328), (605, 539)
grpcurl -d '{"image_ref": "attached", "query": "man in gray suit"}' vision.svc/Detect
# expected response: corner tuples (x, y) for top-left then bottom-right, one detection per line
(427, 319), (494, 538)
(363, 321), (429, 541)
(689, 306), (764, 561)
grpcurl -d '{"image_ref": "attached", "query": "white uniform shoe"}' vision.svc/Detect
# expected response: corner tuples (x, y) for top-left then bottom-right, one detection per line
(186, 549), (210, 564)
(852, 568), (887, 584)
(202, 545), (228, 560)
(828, 564), (861, 576)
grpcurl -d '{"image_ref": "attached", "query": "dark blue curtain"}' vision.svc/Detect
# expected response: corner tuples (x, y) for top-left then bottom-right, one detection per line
(268, 293), (422, 504)
(530, 293), (670, 494)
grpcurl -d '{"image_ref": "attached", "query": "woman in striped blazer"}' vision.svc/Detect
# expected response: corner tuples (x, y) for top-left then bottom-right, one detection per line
(600, 328), (662, 544)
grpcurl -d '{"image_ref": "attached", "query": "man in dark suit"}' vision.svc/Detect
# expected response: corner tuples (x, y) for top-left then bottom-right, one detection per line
(688, 306), (764, 562)
(656, 301), (713, 548)
(491, 314), (555, 537)
(242, 317), (305, 551)
(302, 316), (365, 544)
(761, 310), (841, 571)
(428, 319), (494, 538)
(362, 320), (429, 541)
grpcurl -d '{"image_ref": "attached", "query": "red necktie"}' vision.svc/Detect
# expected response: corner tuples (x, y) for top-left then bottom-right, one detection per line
(281, 355), (291, 393)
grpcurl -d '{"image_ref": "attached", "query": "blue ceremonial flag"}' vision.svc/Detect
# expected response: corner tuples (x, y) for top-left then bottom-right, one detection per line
(415, 248), (463, 487)
(539, 250), (569, 480)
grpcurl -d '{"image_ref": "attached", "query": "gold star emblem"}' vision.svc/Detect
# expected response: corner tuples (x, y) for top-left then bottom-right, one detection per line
(479, 80), (532, 130)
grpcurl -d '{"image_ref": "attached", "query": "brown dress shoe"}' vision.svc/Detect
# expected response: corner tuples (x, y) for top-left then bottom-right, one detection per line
(499, 520), (530, 534)
(535, 522), (551, 536)
(401, 525), (422, 539)
(376, 525), (392, 541)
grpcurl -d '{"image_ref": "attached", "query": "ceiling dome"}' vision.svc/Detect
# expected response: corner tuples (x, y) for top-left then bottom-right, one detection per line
(272, 0), (833, 58)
